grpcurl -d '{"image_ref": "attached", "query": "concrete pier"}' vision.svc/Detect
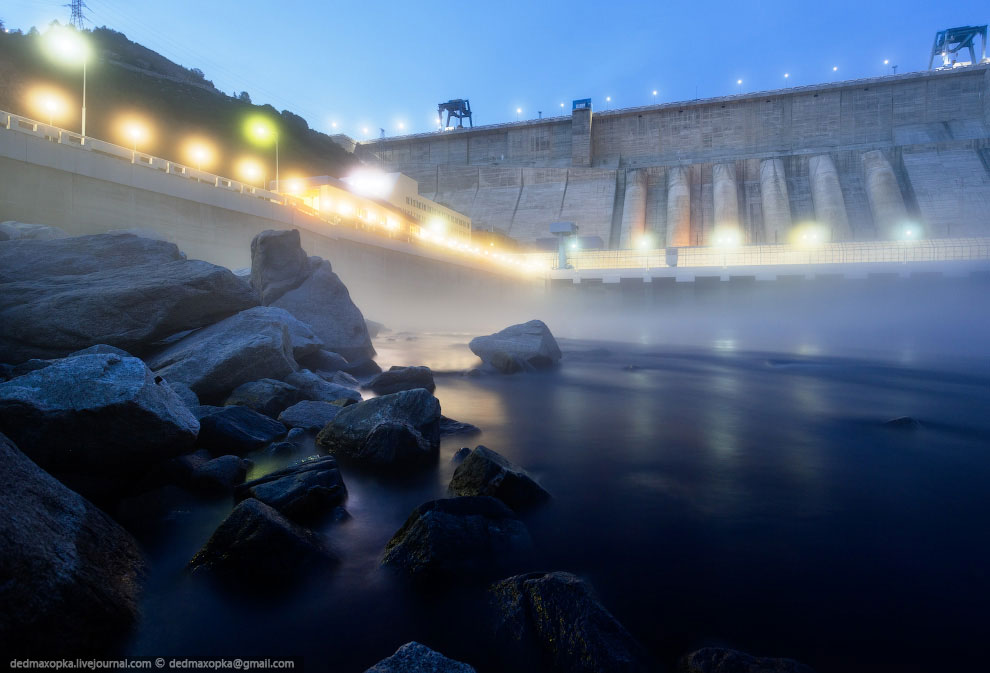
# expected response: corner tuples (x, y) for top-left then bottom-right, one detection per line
(862, 150), (909, 238)
(666, 165), (692, 247)
(809, 154), (852, 241)
(620, 168), (648, 248)
(759, 158), (792, 244)
(712, 162), (740, 237)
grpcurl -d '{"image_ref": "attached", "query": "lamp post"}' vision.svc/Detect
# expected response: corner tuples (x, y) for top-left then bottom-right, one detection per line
(42, 27), (88, 139)
(247, 117), (279, 192)
(652, 90), (657, 104)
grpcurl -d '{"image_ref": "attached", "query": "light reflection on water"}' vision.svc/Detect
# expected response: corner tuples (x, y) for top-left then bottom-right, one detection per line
(127, 334), (990, 673)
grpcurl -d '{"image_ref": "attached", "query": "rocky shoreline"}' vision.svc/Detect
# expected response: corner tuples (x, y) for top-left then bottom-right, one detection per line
(0, 223), (815, 672)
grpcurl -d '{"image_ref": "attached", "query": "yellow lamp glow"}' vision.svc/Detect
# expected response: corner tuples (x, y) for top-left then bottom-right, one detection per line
(42, 26), (88, 65)
(236, 157), (264, 187)
(115, 116), (153, 154)
(182, 138), (218, 171)
(27, 86), (70, 126)
(790, 222), (829, 248)
(712, 227), (743, 248)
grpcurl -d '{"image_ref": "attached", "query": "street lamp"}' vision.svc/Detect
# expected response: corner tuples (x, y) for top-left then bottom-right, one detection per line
(652, 90), (658, 104)
(42, 26), (89, 138)
(245, 115), (279, 192)
(606, 96), (611, 110)
(516, 107), (522, 120)
(125, 121), (147, 160)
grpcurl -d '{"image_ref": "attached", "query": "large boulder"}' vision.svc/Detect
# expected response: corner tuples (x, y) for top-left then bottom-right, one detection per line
(224, 378), (307, 417)
(380, 496), (532, 584)
(677, 648), (817, 673)
(366, 366), (436, 395)
(298, 348), (349, 374)
(196, 406), (286, 455)
(147, 306), (302, 403)
(188, 498), (338, 583)
(0, 432), (144, 655)
(0, 352), (198, 478)
(285, 369), (362, 404)
(249, 228), (312, 305)
(0, 220), (68, 241)
(439, 416), (481, 437)
(316, 388), (441, 469)
(448, 446), (550, 511)
(189, 455), (251, 495)
(364, 642), (476, 673)
(489, 571), (652, 673)
(468, 320), (562, 373)
(0, 233), (258, 363)
(234, 455), (346, 520)
(277, 400), (343, 432)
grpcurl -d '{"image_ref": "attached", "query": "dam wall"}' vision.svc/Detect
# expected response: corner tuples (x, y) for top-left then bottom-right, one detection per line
(358, 66), (990, 248)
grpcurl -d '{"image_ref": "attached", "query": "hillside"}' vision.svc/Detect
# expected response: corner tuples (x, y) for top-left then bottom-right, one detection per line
(0, 25), (356, 181)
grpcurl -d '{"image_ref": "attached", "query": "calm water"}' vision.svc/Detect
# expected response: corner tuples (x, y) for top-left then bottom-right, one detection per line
(126, 333), (990, 673)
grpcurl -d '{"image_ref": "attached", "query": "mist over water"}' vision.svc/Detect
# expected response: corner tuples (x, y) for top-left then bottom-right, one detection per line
(128, 276), (990, 672)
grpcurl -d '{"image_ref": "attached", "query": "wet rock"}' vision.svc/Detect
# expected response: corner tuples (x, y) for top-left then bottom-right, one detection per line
(191, 404), (225, 420)
(316, 389), (441, 469)
(0, 233), (257, 363)
(197, 406), (286, 456)
(448, 446), (550, 511)
(366, 366), (436, 395)
(332, 370), (361, 388)
(169, 382), (200, 409)
(883, 416), (922, 431)
(677, 648), (817, 673)
(235, 455), (346, 520)
(381, 496), (532, 584)
(0, 432), (145, 656)
(364, 642), (476, 673)
(469, 320), (561, 374)
(287, 427), (307, 442)
(365, 319), (388, 338)
(0, 352), (198, 480)
(451, 447), (472, 464)
(0, 220), (68, 241)
(268, 441), (300, 457)
(439, 416), (481, 437)
(299, 349), (349, 374)
(249, 229), (312, 305)
(115, 484), (200, 533)
(343, 358), (384, 377)
(189, 455), (251, 495)
(285, 369), (362, 404)
(188, 498), (338, 582)
(148, 306), (313, 403)
(278, 400), (343, 432)
(489, 571), (652, 673)
(224, 378), (307, 418)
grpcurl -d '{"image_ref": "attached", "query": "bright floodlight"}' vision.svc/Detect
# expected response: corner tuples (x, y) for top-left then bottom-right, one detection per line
(637, 234), (654, 249)
(884, 59), (889, 65)
(245, 115), (277, 145)
(516, 107), (522, 114)
(43, 26), (88, 65)
(569, 239), (580, 250)
(737, 79), (742, 85)
(236, 157), (264, 186)
(784, 73), (790, 78)
(833, 66), (838, 71)
(713, 227), (743, 248)
(791, 222), (829, 248)
(182, 137), (217, 171)
(345, 169), (390, 198)
(397, 122), (405, 130)
(28, 86), (69, 125)
(653, 90), (658, 95)
(899, 224), (921, 241)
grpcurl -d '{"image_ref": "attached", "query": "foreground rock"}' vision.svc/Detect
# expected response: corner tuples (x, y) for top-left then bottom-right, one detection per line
(188, 498), (338, 582)
(285, 369), (363, 404)
(489, 571), (652, 673)
(197, 406), (286, 455)
(468, 320), (562, 374)
(225, 378), (307, 417)
(234, 455), (346, 520)
(251, 229), (375, 361)
(448, 446), (550, 511)
(678, 648), (817, 673)
(316, 388), (441, 469)
(0, 352), (198, 481)
(0, 233), (257, 362)
(364, 642), (476, 673)
(0, 432), (144, 655)
(381, 496), (532, 583)
(278, 400), (343, 432)
(147, 306), (303, 402)
(439, 416), (481, 437)
(189, 455), (251, 495)
(366, 366), (436, 395)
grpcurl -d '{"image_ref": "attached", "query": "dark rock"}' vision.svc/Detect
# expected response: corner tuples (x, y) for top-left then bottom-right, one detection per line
(316, 389), (441, 469)
(381, 496), (532, 583)
(364, 642), (476, 673)
(365, 319), (388, 338)
(469, 320), (562, 374)
(677, 648), (817, 673)
(0, 432), (144, 656)
(440, 416), (482, 437)
(188, 498), (338, 582)
(0, 220), (68, 241)
(191, 404), (225, 420)
(249, 229), (312, 305)
(366, 365), (436, 395)
(147, 306), (303, 403)
(489, 571), (652, 673)
(268, 441), (300, 457)
(197, 406), (287, 455)
(0, 234), (257, 363)
(451, 447), (472, 464)
(299, 349), (349, 374)
(224, 378), (307, 417)
(343, 358), (383, 377)
(0, 352), (198, 479)
(285, 369), (363, 404)
(115, 484), (200, 532)
(883, 416), (922, 431)
(332, 370), (361, 388)
(235, 455), (346, 520)
(278, 400), (343, 432)
(448, 446), (550, 511)
(169, 382), (200, 409)
(190, 455), (251, 494)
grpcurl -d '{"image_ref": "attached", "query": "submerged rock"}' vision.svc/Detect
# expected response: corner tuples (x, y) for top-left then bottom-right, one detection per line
(677, 648), (817, 673)
(469, 320), (562, 374)
(883, 416), (922, 431)
(439, 416), (482, 437)
(224, 378), (307, 418)
(0, 432), (145, 655)
(278, 400), (343, 432)
(197, 406), (286, 455)
(234, 455), (346, 520)
(188, 498), (338, 582)
(364, 642), (476, 673)
(489, 571), (652, 673)
(381, 496), (532, 584)
(448, 446), (550, 511)
(366, 366), (436, 395)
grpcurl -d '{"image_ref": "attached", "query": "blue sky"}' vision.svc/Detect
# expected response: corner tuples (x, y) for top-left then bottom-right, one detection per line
(4, 0), (987, 138)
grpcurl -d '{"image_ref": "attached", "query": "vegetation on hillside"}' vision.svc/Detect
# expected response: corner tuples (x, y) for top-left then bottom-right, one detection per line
(0, 24), (356, 181)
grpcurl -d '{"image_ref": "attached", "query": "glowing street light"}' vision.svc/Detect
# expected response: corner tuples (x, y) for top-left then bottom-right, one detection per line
(652, 90), (658, 104)
(236, 157), (264, 188)
(784, 72), (790, 79)
(125, 120), (147, 158)
(606, 95), (611, 110)
(42, 26), (89, 138)
(516, 107), (522, 120)
(28, 87), (69, 127)
(245, 115), (279, 191)
(737, 79), (743, 85)
(183, 138), (217, 171)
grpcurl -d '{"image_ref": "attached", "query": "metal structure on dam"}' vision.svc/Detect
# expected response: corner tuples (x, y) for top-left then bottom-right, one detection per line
(356, 65), (990, 251)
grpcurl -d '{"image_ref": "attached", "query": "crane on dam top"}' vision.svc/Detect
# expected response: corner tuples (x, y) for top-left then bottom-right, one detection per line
(438, 99), (473, 130)
(929, 25), (988, 69)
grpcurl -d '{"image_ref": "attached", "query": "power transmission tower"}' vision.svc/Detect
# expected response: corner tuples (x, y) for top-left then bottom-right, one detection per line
(65, 0), (88, 29)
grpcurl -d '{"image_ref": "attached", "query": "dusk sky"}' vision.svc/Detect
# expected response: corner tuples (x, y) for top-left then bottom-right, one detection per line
(4, 0), (988, 137)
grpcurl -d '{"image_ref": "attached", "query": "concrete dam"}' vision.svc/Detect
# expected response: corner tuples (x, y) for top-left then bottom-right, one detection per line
(356, 65), (990, 249)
